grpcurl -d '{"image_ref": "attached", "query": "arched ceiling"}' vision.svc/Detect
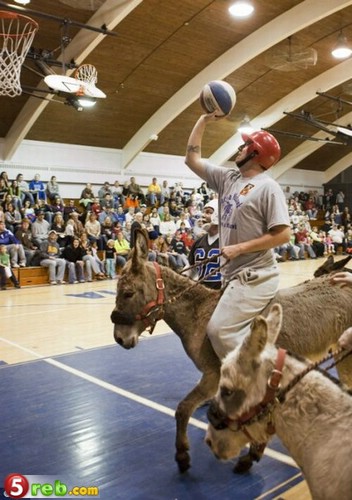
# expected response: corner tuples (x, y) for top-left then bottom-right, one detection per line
(1, 0), (352, 184)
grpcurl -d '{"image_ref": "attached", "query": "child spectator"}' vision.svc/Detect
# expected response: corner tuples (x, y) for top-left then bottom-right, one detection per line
(0, 244), (21, 290)
(105, 239), (116, 279)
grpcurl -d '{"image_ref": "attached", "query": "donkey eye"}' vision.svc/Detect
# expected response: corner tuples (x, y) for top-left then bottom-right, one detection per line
(123, 291), (134, 299)
(220, 386), (233, 398)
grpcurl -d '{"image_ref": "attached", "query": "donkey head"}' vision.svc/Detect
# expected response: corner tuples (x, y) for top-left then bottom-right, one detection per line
(111, 229), (158, 349)
(205, 304), (283, 460)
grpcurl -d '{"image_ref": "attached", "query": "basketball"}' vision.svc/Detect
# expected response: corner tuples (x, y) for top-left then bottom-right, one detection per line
(199, 80), (236, 116)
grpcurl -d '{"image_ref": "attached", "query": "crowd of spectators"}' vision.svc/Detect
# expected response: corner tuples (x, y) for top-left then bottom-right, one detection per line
(0, 169), (351, 289)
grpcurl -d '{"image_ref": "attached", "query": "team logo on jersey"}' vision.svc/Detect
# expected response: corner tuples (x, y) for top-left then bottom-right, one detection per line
(239, 183), (255, 196)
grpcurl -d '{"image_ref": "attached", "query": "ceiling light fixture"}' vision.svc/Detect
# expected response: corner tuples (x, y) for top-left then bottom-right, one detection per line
(14, 0), (31, 5)
(77, 97), (97, 108)
(228, 1), (254, 18)
(331, 31), (352, 59)
(238, 116), (254, 134)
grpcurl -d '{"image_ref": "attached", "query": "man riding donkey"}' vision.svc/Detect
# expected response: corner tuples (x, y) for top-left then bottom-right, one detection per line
(185, 112), (290, 470)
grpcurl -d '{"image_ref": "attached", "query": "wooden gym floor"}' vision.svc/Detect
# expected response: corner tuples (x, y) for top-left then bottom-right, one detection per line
(0, 258), (348, 499)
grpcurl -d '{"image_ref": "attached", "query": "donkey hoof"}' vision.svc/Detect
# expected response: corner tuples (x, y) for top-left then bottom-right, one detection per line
(175, 452), (191, 473)
(233, 455), (253, 474)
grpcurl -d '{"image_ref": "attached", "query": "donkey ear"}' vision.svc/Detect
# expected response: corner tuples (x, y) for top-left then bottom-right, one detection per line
(265, 303), (282, 344)
(240, 315), (268, 359)
(333, 254), (351, 271)
(131, 229), (149, 269)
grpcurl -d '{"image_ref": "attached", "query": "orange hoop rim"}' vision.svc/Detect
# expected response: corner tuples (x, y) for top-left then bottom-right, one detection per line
(0, 10), (38, 36)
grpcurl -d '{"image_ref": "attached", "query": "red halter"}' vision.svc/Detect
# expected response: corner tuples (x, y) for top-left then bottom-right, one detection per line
(135, 262), (165, 334)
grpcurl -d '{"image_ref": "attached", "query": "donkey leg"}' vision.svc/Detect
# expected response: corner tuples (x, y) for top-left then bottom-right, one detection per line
(175, 371), (219, 473)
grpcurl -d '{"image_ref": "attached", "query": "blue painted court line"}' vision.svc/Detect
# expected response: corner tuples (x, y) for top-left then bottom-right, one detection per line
(64, 291), (106, 299)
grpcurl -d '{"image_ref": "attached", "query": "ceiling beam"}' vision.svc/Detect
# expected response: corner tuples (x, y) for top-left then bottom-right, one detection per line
(122, 0), (352, 170)
(212, 58), (352, 169)
(272, 111), (352, 181)
(2, 0), (142, 161)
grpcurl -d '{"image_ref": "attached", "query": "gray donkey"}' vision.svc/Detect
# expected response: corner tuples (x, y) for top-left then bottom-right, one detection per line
(206, 304), (352, 500)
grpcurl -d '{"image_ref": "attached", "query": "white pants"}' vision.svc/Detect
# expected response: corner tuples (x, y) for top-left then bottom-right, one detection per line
(207, 266), (279, 360)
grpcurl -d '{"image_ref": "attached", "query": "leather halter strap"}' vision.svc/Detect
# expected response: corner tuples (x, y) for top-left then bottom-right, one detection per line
(231, 348), (287, 436)
(135, 262), (165, 334)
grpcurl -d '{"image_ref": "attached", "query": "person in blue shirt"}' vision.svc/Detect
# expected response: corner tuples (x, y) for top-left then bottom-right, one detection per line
(0, 220), (26, 267)
(29, 174), (46, 202)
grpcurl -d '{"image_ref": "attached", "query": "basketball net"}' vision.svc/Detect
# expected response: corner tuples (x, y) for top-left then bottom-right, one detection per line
(0, 11), (38, 97)
(74, 63), (98, 96)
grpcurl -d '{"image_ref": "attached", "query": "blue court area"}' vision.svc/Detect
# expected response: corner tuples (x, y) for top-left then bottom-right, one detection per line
(0, 334), (303, 500)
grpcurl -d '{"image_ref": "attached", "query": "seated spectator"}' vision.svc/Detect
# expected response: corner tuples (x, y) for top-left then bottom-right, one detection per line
(328, 224), (346, 254)
(159, 213), (177, 236)
(169, 200), (181, 218)
(46, 175), (60, 202)
(66, 212), (85, 239)
(176, 212), (192, 231)
(52, 212), (70, 248)
(4, 202), (22, 232)
(161, 180), (170, 204)
(38, 230), (66, 285)
(100, 193), (114, 210)
(0, 220), (26, 267)
(98, 182), (112, 203)
(90, 197), (103, 218)
(31, 211), (50, 247)
(63, 199), (81, 222)
(304, 197), (318, 220)
(295, 224), (316, 259)
(85, 212), (103, 250)
(153, 234), (178, 270)
(127, 176), (145, 204)
(197, 181), (210, 205)
(114, 231), (130, 268)
(0, 178), (9, 206)
(8, 180), (22, 210)
(15, 219), (39, 266)
(100, 216), (115, 248)
(50, 196), (64, 216)
(164, 234), (185, 269)
(16, 173), (35, 205)
(146, 177), (163, 207)
(115, 206), (126, 226)
(29, 174), (46, 202)
(0, 244), (21, 290)
(79, 233), (105, 281)
(62, 237), (86, 284)
(122, 221), (132, 242)
(310, 226), (325, 257)
(21, 200), (36, 223)
(35, 199), (53, 224)
(112, 180), (125, 208)
(170, 231), (189, 268)
(79, 183), (95, 211)
(150, 207), (161, 233)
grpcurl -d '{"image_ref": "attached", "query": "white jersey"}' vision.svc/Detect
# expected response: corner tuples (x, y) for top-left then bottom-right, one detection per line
(203, 162), (290, 282)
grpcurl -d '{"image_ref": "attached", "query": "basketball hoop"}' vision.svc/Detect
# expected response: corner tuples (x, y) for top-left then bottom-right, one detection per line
(74, 63), (106, 98)
(0, 10), (38, 97)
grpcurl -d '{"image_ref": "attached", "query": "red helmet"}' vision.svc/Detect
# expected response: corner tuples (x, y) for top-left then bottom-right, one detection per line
(241, 130), (281, 169)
